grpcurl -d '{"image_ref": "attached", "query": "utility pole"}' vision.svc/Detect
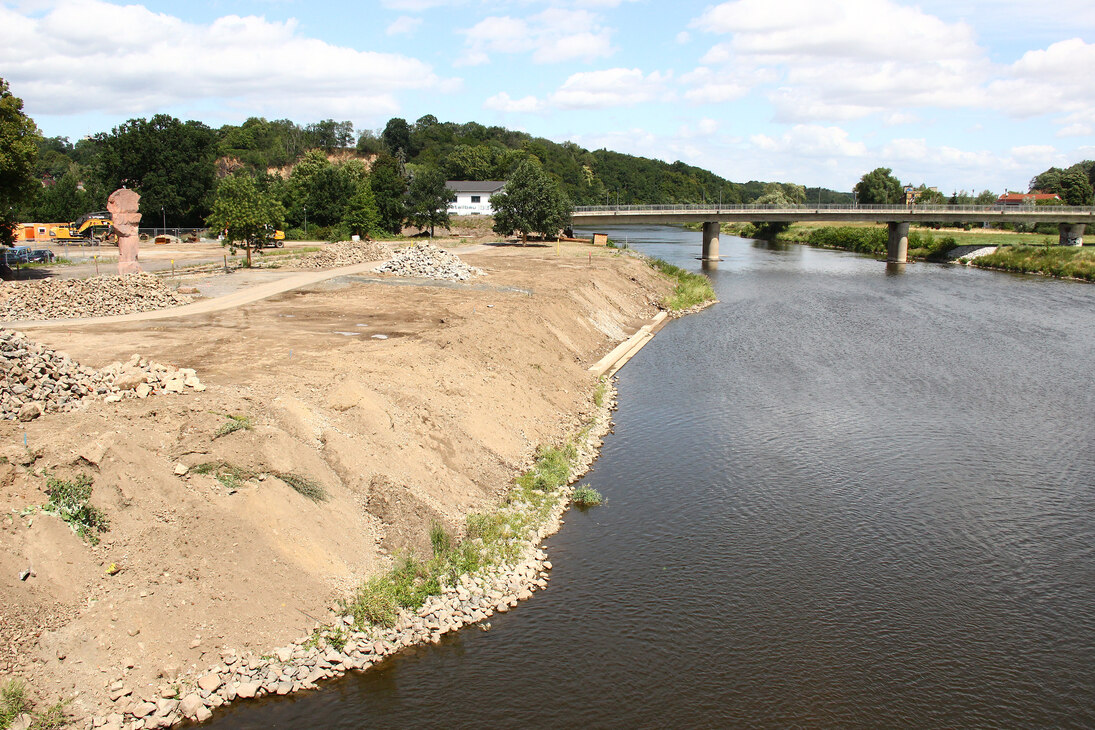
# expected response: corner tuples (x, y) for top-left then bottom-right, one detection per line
(304, 206), (308, 237)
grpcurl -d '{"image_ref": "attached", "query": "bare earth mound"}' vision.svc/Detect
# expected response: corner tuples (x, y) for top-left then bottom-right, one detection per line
(0, 274), (191, 322)
(0, 244), (671, 725)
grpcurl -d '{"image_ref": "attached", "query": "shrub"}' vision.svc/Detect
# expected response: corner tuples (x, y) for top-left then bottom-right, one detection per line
(214, 413), (252, 438)
(646, 257), (716, 311)
(43, 475), (109, 545)
(572, 485), (604, 507)
(275, 472), (327, 502)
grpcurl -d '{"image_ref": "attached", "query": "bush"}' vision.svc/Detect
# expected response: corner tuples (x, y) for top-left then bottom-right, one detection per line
(43, 475), (109, 545)
(647, 257), (717, 311)
(572, 485), (604, 507)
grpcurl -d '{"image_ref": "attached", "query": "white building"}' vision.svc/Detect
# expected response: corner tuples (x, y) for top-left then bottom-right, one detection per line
(446, 181), (506, 216)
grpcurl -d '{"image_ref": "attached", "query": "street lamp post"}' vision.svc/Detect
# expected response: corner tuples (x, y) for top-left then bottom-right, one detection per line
(161, 206), (165, 233)
(304, 206), (308, 237)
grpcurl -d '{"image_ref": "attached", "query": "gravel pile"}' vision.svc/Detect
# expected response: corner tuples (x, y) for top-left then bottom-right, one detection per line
(0, 274), (191, 322)
(1, 329), (205, 421)
(374, 243), (483, 281)
(297, 240), (392, 269)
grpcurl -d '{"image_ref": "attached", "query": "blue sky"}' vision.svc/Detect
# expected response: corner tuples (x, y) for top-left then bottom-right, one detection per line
(2, 0), (1093, 194)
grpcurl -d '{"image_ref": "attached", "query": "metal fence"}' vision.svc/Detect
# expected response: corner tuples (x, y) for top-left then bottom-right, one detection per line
(572, 203), (1095, 214)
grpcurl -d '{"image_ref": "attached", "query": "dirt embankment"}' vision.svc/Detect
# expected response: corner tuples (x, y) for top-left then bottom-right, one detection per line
(0, 244), (671, 724)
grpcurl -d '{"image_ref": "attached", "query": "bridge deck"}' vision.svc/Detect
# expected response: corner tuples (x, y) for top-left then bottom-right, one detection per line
(571, 204), (1095, 226)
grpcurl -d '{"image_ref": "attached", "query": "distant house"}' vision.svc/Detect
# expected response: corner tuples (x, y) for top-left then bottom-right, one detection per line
(446, 181), (506, 216)
(996, 192), (1062, 206)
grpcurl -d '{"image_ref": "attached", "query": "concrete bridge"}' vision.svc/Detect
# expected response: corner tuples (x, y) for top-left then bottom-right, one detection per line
(571, 204), (1095, 264)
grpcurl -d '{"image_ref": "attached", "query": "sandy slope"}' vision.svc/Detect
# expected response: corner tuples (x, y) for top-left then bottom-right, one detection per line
(0, 242), (670, 723)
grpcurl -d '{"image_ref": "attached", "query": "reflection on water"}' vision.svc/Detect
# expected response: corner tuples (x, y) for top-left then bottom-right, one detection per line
(212, 225), (1095, 729)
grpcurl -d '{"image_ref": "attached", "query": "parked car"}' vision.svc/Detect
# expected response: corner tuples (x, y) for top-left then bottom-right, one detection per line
(1, 246), (55, 264)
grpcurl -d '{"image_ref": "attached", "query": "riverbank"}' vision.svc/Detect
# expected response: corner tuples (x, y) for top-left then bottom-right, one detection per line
(0, 242), (689, 727)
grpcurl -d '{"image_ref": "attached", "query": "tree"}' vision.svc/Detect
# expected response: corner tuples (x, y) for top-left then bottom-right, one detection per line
(95, 114), (218, 226)
(306, 119), (354, 150)
(854, 167), (903, 205)
(1058, 168), (1094, 206)
(206, 175), (286, 267)
(381, 117), (413, 157)
(370, 154), (409, 234)
(490, 158), (571, 242)
(406, 169), (455, 236)
(0, 78), (41, 246)
(343, 183), (381, 238)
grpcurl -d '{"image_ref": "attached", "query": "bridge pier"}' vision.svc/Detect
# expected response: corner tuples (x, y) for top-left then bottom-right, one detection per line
(701, 221), (720, 265)
(887, 222), (909, 263)
(1059, 223), (1085, 246)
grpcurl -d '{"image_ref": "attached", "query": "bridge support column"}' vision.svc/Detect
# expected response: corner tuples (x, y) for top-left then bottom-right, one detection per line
(887, 222), (909, 263)
(702, 221), (720, 262)
(1059, 223), (1085, 246)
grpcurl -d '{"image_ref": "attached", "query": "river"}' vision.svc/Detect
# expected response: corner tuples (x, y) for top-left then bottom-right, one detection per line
(212, 226), (1095, 728)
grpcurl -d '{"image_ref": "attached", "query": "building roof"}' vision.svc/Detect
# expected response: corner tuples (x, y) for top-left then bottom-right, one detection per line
(445, 180), (506, 194)
(997, 192), (1061, 202)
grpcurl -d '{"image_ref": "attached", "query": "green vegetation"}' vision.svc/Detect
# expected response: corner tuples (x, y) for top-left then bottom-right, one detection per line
(593, 379), (608, 409)
(1, 78), (41, 247)
(42, 474), (109, 545)
(1029, 161), (1095, 206)
(967, 246), (1095, 281)
(571, 485), (604, 507)
(0, 680), (66, 730)
(340, 434), (586, 629)
(647, 257), (717, 311)
(192, 462), (254, 491)
(854, 167), (903, 205)
(205, 176), (287, 267)
(214, 413), (253, 438)
(490, 158), (571, 240)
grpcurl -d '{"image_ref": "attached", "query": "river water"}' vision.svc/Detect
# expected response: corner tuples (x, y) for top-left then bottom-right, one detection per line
(213, 227), (1095, 728)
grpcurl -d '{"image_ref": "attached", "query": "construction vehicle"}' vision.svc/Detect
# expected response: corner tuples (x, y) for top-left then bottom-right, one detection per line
(13, 212), (114, 245)
(69, 211), (114, 243)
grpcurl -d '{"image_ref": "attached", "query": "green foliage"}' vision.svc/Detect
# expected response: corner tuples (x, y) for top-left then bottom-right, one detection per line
(593, 379), (607, 408)
(854, 167), (903, 205)
(971, 246), (1095, 281)
(807, 226), (888, 254)
(491, 158), (571, 240)
(0, 78), (41, 247)
(343, 183), (382, 237)
(95, 114), (218, 226)
(206, 174), (286, 266)
(430, 520), (453, 559)
(192, 462), (254, 491)
(0, 680), (28, 729)
(381, 118), (414, 157)
(515, 443), (577, 491)
(370, 154), (409, 234)
(214, 413), (253, 438)
(406, 168), (456, 235)
(647, 257), (717, 311)
(572, 485), (604, 507)
(43, 474), (109, 545)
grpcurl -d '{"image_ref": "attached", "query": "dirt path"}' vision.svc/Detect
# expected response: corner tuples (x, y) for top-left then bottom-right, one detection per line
(0, 243), (672, 726)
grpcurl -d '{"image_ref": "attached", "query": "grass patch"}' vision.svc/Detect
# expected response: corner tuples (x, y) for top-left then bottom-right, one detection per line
(647, 257), (716, 311)
(572, 485), (604, 507)
(592, 378), (608, 409)
(0, 680), (66, 730)
(42, 474), (109, 545)
(214, 413), (253, 438)
(274, 472), (327, 502)
(969, 246), (1095, 281)
(192, 462), (255, 491)
(340, 436), (587, 630)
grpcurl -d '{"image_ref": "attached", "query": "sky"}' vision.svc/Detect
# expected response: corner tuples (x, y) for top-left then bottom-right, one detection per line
(2, 0), (1093, 195)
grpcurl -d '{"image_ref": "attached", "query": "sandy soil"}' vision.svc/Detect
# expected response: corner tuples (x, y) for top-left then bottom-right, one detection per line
(0, 241), (670, 724)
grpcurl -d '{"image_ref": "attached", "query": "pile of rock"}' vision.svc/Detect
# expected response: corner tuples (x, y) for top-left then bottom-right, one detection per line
(374, 243), (483, 281)
(296, 240), (392, 270)
(0, 330), (204, 421)
(0, 274), (191, 322)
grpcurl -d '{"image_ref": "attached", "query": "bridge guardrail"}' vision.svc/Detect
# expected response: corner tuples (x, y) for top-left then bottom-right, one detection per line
(572, 204), (1095, 214)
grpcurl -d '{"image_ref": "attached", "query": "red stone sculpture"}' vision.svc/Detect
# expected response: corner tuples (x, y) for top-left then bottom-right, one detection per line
(108, 188), (142, 274)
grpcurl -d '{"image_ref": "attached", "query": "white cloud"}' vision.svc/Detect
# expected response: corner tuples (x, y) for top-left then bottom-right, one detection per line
(386, 15), (423, 35)
(676, 31), (691, 44)
(0, 0), (448, 121)
(549, 68), (671, 109)
(686, 0), (989, 121)
(986, 38), (1095, 120)
(457, 8), (614, 65)
(681, 67), (750, 103)
(483, 92), (544, 113)
(750, 124), (868, 158)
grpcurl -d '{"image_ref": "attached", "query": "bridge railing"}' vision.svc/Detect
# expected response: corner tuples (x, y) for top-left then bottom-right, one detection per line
(572, 203), (1095, 214)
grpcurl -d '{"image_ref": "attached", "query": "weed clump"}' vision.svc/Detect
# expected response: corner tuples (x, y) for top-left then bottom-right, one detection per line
(43, 474), (109, 545)
(274, 472), (327, 502)
(214, 413), (253, 438)
(0, 680), (66, 730)
(516, 443), (577, 492)
(572, 485), (604, 507)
